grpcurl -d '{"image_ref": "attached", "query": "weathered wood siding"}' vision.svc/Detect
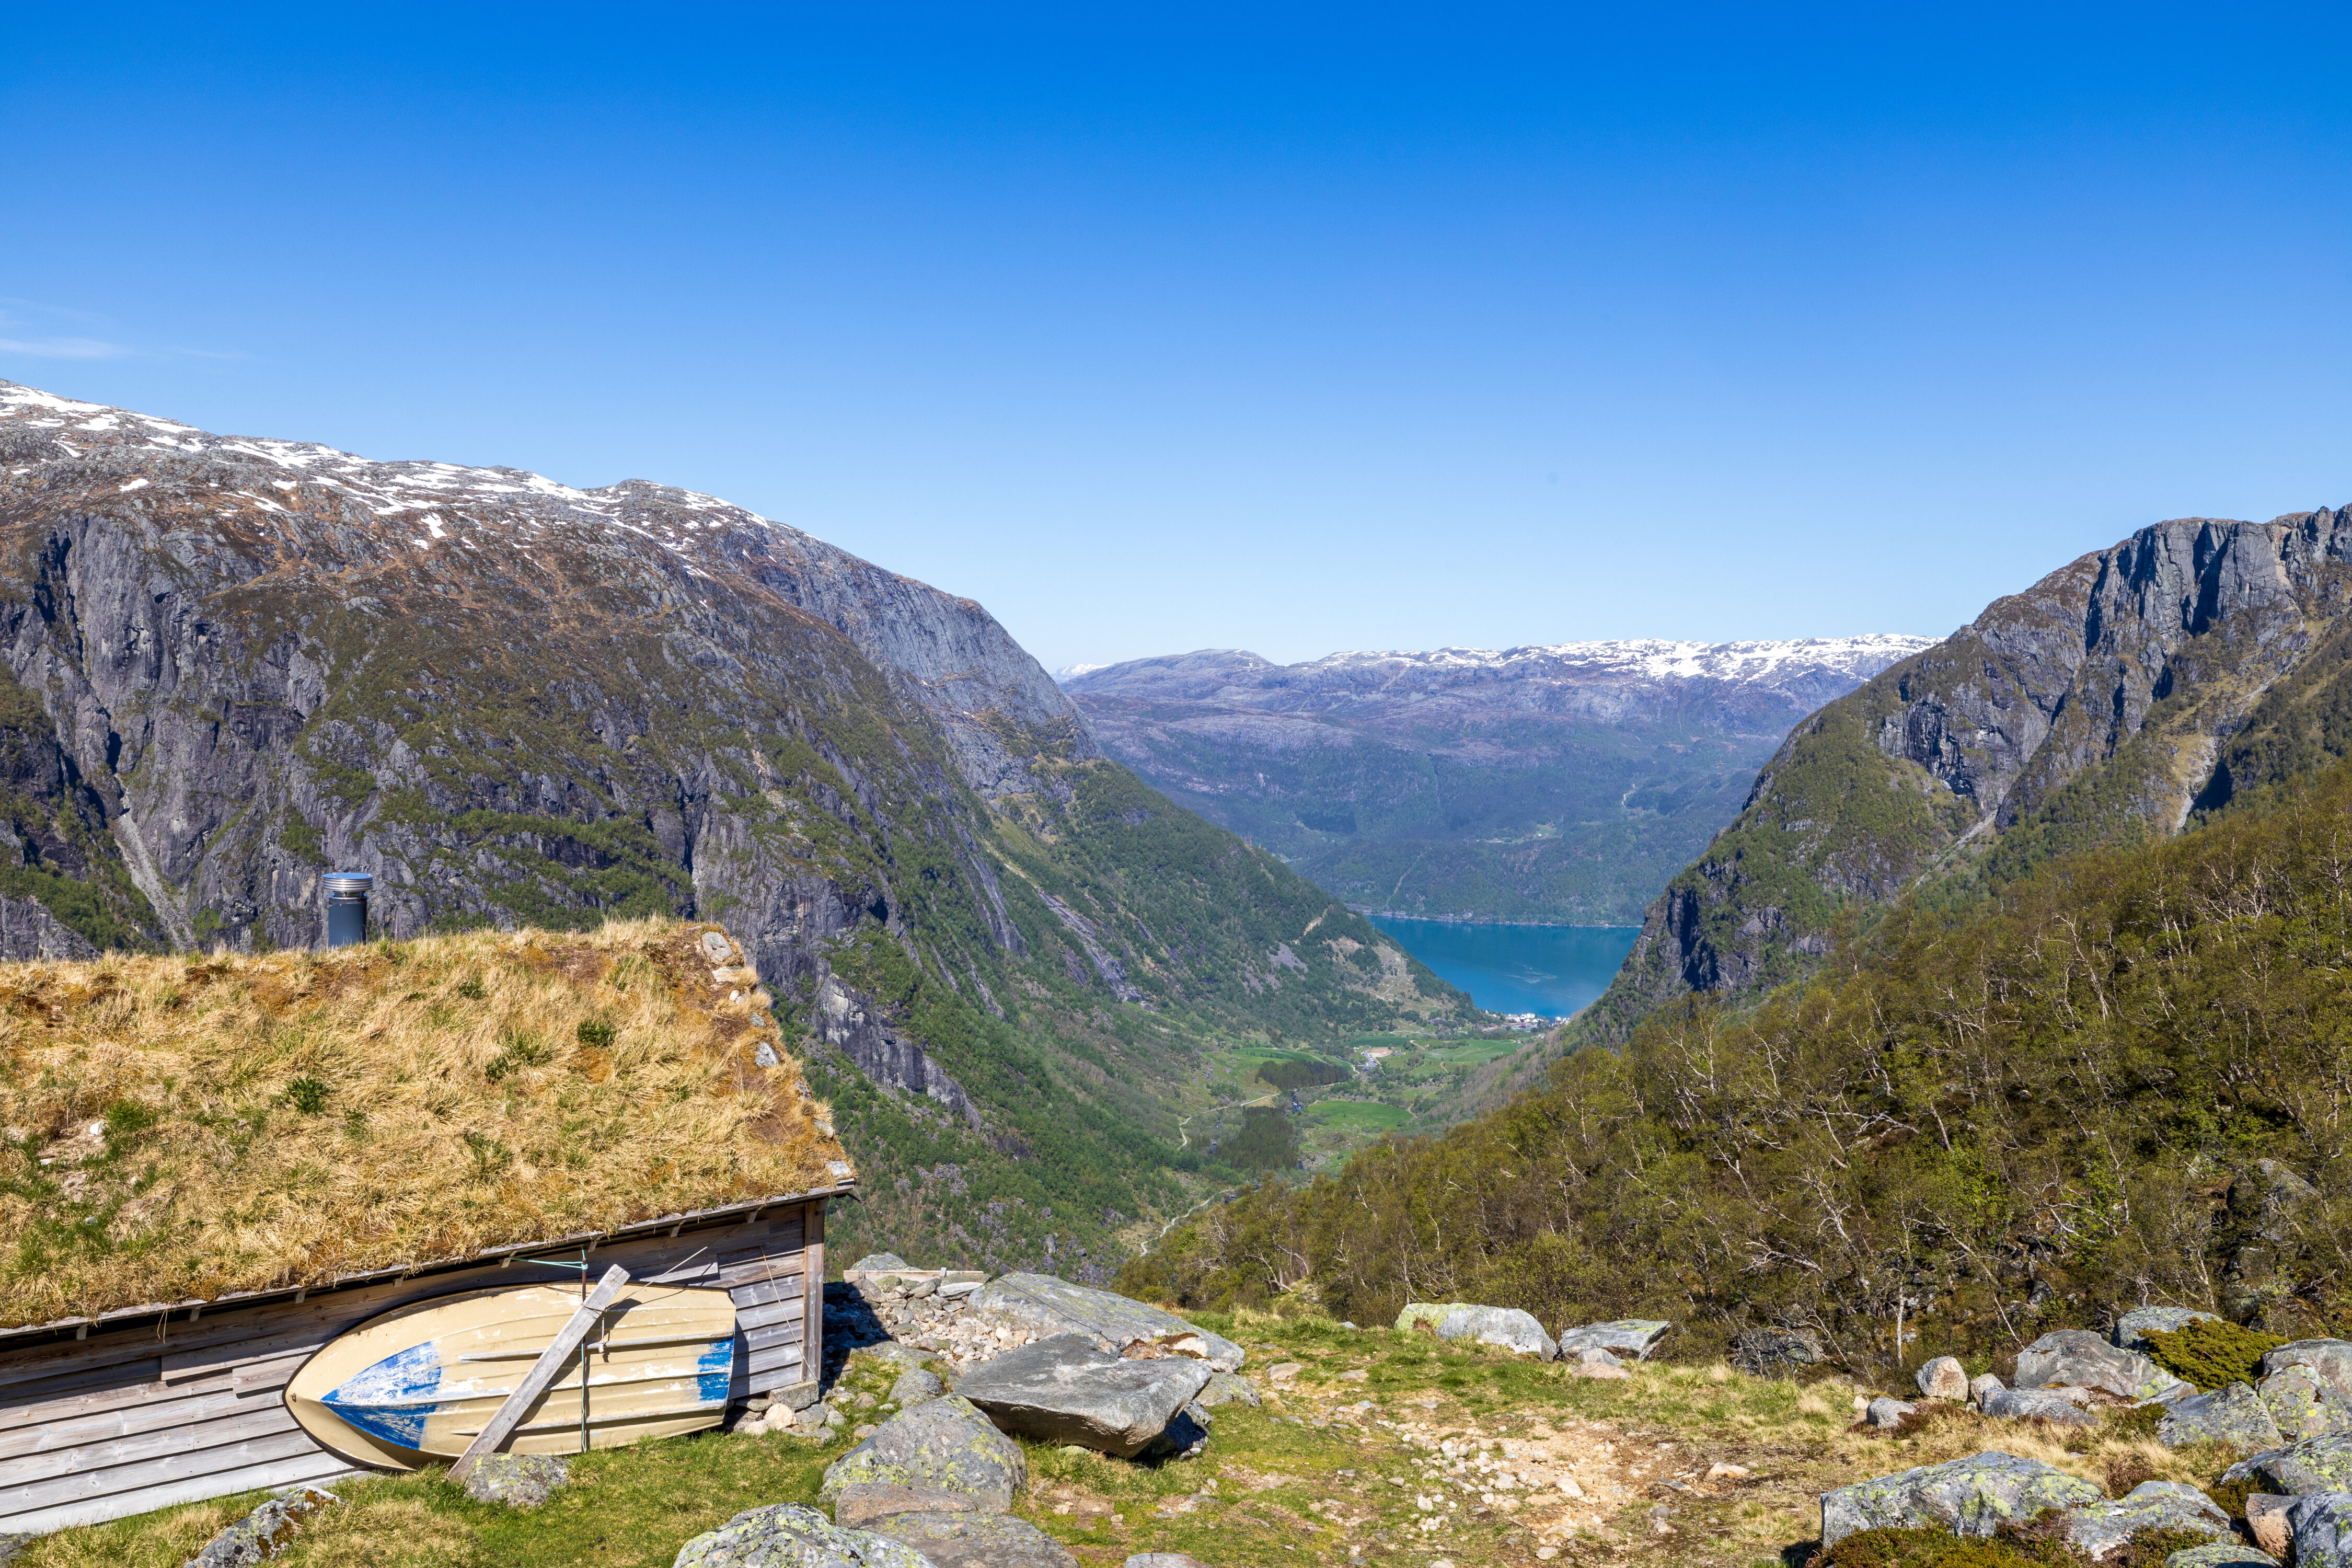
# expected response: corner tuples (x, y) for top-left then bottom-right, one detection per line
(0, 1201), (823, 1535)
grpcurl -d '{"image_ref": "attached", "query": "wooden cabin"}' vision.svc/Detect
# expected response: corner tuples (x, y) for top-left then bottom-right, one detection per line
(0, 1186), (842, 1534)
(0, 918), (855, 1536)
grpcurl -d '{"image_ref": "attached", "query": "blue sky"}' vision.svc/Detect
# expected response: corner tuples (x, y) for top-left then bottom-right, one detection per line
(5, 5), (2348, 671)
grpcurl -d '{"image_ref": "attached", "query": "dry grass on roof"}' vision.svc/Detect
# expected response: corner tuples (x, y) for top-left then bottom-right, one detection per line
(0, 916), (848, 1329)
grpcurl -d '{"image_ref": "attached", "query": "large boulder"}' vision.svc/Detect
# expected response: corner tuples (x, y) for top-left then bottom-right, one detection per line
(2065, 1481), (2233, 1558)
(866, 1512), (1079, 1568)
(955, 1333), (1213, 1459)
(2293, 1492), (2352, 1568)
(2262, 1363), (2352, 1443)
(2014, 1329), (2187, 1401)
(2227, 1432), (2352, 1494)
(969, 1274), (1242, 1371)
(1866, 1398), (1918, 1430)
(1555, 1320), (1671, 1361)
(2161, 1383), (2286, 1450)
(672, 1504), (933, 1568)
(2114, 1306), (2220, 1353)
(1818, 1451), (2105, 1547)
(819, 1395), (1027, 1513)
(1980, 1387), (2098, 1425)
(1393, 1304), (1557, 1359)
(1916, 1357), (1969, 1401)
(2265, 1341), (2352, 1398)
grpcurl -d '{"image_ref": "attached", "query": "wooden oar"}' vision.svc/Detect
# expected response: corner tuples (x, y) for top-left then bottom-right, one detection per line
(448, 1264), (630, 1481)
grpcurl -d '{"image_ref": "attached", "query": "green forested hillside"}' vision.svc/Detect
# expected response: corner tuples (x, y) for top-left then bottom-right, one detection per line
(1123, 758), (2352, 1368)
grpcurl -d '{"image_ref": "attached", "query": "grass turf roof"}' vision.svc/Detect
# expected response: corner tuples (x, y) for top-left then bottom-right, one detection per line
(0, 917), (849, 1329)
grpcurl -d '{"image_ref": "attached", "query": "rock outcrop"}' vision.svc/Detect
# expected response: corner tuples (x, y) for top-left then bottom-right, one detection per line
(1819, 1451), (2105, 1547)
(672, 1504), (931, 1568)
(1585, 505), (2352, 1036)
(818, 1395), (1027, 1514)
(967, 1274), (1243, 1371)
(953, 1333), (1212, 1459)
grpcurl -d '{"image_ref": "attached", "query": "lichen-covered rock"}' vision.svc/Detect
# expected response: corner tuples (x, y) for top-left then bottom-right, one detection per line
(1980, 1387), (2098, 1425)
(889, 1368), (946, 1405)
(971, 1274), (1242, 1371)
(459, 1454), (569, 1509)
(2261, 1363), (2352, 1443)
(1916, 1357), (1969, 1401)
(2065, 1481), (2232, 1558)
(1194, 1370), (1260, 1408)
(1818, 1451), (2105, 1547)
(866, 1511), (1080, 1568)
(1867, 1398), (1917, 1430)
(1434, 1306), (1557, 1359)
(832, 1484), (982, 1528)
(2293, 1492), (2352, 1568)
(2161, 1544), (2280, 1568)
(2265, 1341), (2352, 1398)
(2114, 1306), (2220, 1353)
(1555, 1320), (1671, 1361)
(819, 1394), (1026, 1512)
(672, 1504), (932, 1568)
(955, 1333), (1212, 1459)
(2015, 1329), (2187, 1401)
(183, 1486), (342, 1566)
(2226, 1432), (2352, 1494)
(2161, 1383), (2285, 1450)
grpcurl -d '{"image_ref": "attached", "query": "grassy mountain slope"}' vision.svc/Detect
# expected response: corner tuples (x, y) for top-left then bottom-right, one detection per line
(0, 381), (1467, 1284)
(1566, 508), (2352, 1054)
(1125, 753), (2352, 1366)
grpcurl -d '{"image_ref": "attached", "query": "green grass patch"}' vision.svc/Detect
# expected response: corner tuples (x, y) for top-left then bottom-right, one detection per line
(1308, 1099), (1411, 1131)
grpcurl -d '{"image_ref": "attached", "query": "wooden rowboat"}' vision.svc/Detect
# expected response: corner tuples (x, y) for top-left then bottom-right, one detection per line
(285, 1281), (736, 1469)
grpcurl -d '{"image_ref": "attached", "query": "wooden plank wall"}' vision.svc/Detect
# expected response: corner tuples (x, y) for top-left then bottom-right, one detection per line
(0, 1201), (820, 1536)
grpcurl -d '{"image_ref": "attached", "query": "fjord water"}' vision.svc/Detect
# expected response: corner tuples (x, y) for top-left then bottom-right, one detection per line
(1370, 917), (1640, 1018)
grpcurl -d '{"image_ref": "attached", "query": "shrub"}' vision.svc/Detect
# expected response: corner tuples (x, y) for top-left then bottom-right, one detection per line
(2142, 1318), (2284, 1390)
(2104, 1452), (2158, 1498)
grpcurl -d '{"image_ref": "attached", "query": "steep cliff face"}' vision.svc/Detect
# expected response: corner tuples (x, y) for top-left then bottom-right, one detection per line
(0, 379), (1463, 1274)
(1581, 509), (2352, 1037)
(1064, 638), (1929, 924)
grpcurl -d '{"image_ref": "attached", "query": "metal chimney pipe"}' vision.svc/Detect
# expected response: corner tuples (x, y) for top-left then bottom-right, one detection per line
(324, 871), (372, 949)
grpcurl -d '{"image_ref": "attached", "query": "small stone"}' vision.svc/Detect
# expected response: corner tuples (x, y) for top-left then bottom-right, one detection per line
(1705, 1462), (1751, 1482)
(1265, 1362), (1303, 1382)
(1916, 1356), (1969, 1401)
(2247, 1494), (2297, 1556)
(1981, 1386), (2099, 1425)
(460, 1453), (569, 1509)
(1866, 1397), (1917, 1430)
(1576, 1346), (1624, 1368)
(1969, 1373), (2006, 1405)
(1572, 1362), (1630, 1380)
(854, 1392), (878, 1410)
(853, 1423), (879, 1439)
(890, 1368), (944, 1404)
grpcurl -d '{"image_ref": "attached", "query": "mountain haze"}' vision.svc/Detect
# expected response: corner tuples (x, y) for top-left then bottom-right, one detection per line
(0, 379), (1466, 1275)
(1064, 638), (1928, 925)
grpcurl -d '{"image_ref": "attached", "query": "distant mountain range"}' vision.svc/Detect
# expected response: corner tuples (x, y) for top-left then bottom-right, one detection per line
(1061, 636), (1931, 925)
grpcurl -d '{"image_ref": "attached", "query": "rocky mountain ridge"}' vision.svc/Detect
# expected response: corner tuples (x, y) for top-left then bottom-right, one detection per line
(1062, 636), (1928, 925)
(0, 378), (1462, 1274)
(1579, 506), (2352, 1039)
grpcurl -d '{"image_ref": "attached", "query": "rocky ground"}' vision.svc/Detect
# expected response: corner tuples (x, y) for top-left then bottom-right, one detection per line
(21, 1270), (2336, 1568)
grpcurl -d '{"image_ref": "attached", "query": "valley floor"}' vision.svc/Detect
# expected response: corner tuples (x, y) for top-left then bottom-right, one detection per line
(19, 1313), (2230, 1568)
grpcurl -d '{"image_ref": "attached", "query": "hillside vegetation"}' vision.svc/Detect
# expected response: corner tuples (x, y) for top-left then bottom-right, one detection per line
(1125, 756), (2352, 1366)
